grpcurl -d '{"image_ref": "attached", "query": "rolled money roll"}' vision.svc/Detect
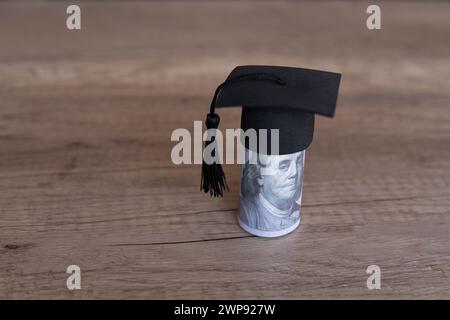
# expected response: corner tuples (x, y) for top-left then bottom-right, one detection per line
(238, 148), (305, 237)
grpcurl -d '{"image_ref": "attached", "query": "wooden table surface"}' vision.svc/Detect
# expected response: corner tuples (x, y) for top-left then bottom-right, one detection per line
(0, 1), (449, 299)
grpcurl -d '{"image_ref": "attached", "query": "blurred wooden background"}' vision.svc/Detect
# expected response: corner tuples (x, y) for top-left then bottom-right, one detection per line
(0, 1), (449, 299)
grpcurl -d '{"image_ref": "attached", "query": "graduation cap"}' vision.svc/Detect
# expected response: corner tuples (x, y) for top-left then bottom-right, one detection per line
(201, 65), (341, 197)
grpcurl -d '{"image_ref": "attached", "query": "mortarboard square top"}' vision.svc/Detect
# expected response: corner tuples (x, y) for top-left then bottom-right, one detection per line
(215, 65), (341, 118)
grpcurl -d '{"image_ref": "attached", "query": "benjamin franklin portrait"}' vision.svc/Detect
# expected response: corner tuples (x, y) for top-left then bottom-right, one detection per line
(238, 150), (305, 235)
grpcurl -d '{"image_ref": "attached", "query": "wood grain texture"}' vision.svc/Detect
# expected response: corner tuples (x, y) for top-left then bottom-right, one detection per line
(0, 1), (449, 299)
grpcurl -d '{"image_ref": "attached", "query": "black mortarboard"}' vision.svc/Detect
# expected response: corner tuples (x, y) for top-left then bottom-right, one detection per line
(201, 65), (341, 197)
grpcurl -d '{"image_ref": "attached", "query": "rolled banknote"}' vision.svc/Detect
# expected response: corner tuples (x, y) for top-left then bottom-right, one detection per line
(238, 149), (305, 237)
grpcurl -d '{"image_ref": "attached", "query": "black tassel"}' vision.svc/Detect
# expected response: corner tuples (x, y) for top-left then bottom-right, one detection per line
(201, 112), (229, 197)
